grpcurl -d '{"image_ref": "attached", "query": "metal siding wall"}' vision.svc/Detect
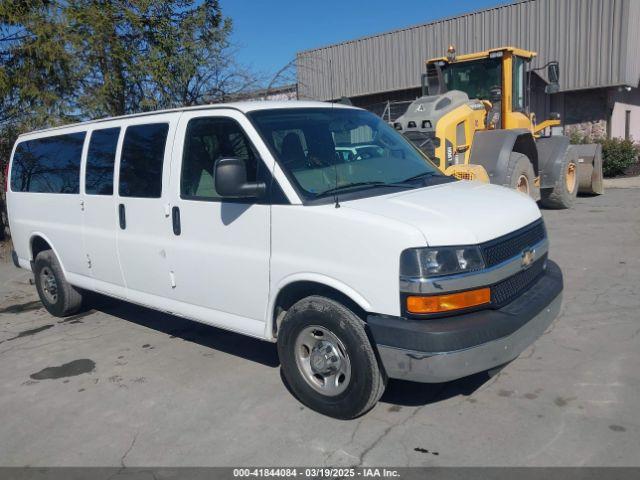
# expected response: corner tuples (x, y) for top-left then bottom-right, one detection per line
(622, 0), (640, 86)
(297, 0), (639, 100)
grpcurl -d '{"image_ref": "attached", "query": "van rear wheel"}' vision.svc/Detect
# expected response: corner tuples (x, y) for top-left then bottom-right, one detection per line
(33, 250), (83, 317)
(277, 296), (386, 419)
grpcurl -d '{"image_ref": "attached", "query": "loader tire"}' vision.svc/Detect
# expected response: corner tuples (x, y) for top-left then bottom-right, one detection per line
(576, 144), (604, 195)
(503, 152), (538, 200)
(540, 147), (578, 209)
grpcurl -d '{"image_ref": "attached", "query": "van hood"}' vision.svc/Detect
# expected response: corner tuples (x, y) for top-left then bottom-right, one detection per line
(341, 180), (542, 246)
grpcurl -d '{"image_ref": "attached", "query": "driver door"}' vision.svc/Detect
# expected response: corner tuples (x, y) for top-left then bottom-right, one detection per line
(165, 110), (272, 338)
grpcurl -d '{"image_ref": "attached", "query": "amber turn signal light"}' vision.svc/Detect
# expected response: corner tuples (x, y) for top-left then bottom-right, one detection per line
(407, 287), (491, 314)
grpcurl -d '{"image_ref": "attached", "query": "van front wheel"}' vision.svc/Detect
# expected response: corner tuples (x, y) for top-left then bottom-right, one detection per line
(277, 296), (386, 419)
(34, 250), (83, 317)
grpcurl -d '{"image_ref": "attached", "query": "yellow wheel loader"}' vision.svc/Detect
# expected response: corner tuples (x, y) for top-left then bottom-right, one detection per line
(394, 46), (604, 208)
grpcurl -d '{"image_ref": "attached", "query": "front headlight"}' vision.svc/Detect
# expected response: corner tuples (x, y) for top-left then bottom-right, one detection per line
(400, 246), (485, 278)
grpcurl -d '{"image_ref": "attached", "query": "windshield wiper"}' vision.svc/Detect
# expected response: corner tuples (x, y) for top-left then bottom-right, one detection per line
(399, 171), (437, 183)
(318, 181), (414, 196)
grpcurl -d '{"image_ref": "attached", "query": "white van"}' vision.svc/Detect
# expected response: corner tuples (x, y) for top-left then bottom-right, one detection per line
(7, 101), (562, 418)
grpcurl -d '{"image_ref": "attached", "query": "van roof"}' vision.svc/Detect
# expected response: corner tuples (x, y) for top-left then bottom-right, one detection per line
(19, 100), (357, 137)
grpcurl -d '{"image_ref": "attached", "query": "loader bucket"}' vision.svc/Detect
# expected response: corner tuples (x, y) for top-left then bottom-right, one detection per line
(570, 143), (604, 195)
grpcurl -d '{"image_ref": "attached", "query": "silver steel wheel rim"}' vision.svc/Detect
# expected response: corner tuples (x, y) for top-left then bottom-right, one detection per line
(294, 325), (352, 397)
(40, 267), (58, 304)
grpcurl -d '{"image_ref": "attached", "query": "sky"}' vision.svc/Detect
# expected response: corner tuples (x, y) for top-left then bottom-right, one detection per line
(219, 0), (512, 82)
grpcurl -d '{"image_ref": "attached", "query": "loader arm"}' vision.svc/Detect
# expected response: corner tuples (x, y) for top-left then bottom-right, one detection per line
(533, 119), (561, 136)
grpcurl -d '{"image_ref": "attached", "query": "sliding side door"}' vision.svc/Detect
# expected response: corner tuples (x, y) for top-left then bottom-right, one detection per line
(115, 114), (178, 304)
(81, 126), (126, 294)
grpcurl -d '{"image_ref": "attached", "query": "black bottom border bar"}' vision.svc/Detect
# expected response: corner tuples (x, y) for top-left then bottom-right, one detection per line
(0, 467), (639, 480)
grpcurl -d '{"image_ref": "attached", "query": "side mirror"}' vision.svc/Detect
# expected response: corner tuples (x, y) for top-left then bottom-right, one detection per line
(424, 62), (445, 96)
(421, 73), (429, 97)
(547, 62), (559, 84)
(545, 61), (560, 94)
(214, 158), (266, 198)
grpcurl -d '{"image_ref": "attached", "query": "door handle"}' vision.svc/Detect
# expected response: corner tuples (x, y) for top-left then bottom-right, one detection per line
(172, 206), (181, 236)
(118, 203), (126, 230)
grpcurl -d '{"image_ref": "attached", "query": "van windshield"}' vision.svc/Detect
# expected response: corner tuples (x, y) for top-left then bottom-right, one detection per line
(249, 108), (441, 200)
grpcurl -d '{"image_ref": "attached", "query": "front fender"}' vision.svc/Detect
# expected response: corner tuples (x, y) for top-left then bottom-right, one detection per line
(265, 273), (373, 340)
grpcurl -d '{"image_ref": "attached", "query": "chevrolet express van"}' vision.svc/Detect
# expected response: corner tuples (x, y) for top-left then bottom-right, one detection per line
(7, 101), (562, 419)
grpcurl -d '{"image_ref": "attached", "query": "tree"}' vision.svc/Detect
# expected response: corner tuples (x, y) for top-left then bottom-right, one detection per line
(1, 0), (257, 122)
(0, 0), (78, 127)
(65, 0), (258, 116)
(136, 0), (259, 107)
(266, 59), (297, 97)
(0, 1), (79, 239)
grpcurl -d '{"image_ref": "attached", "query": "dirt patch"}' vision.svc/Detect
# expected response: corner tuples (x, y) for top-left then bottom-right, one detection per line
(554, 396), (577, 407)
(609, 424), (626, 432)
(30, 359), (96, 380)
(2, 324), (53, 343)
(0, 300), (42, 314)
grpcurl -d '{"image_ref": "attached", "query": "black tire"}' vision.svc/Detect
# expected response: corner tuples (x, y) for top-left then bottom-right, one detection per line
(33, 250), (83, 317)
(277, 296), (386, 419)
(589, 145), (604, 195)
(503, 152), (539, 200)
(540, 147), (578, 209)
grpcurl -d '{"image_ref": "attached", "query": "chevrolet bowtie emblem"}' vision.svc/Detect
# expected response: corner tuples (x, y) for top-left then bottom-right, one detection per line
(521, 248), (535, 269)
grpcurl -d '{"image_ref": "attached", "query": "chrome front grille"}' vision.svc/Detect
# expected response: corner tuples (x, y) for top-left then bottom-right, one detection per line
(480, 219), (547, 268)
(491, 254), (547, 307)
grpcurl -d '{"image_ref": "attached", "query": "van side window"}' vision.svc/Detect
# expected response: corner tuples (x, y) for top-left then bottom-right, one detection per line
(10, 132), (85, 193)
(181, 117), (258, 200)
(119, 123), (169, 198)
(86, 127), (120, 195)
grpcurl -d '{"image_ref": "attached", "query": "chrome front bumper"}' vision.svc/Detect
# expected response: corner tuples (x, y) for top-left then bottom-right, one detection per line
(376, 292), (561, 383)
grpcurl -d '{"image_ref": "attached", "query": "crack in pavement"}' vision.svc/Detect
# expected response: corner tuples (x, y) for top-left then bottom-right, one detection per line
(356, 404), (427, 467)
(120, 431), (138, 468)
(348, 417), (366, 445)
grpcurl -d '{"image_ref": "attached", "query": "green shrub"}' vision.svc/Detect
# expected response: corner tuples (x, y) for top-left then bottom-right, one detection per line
(599, 138), (640, 177)
(569, 130), (590, 145)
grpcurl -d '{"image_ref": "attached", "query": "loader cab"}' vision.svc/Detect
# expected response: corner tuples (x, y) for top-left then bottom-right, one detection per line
(425, 47), (537, 132)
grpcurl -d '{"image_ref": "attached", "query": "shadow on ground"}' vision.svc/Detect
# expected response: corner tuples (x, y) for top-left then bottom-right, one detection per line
(78, 293), (492, 409)
(380, 372), (491, 407)
(86, 293), (280, 368)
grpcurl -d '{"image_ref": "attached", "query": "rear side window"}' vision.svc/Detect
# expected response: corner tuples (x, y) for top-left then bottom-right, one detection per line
(181, 117), (259, 200)
(86, 127), (120, 195)
(119, 123), (169, 198)
(10, 132), (85, 193)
